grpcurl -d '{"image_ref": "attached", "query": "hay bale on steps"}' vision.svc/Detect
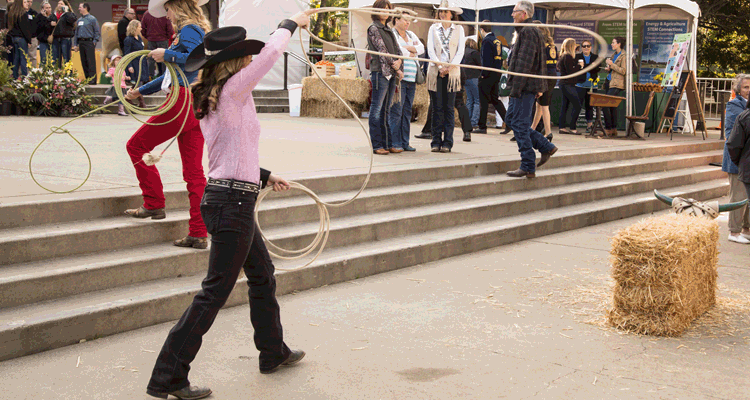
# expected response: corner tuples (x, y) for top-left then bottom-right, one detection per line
(607, 213), (719, 336)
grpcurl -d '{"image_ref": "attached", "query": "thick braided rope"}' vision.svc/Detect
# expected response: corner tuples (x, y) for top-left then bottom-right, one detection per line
(29, 50), (191, 193)
(671, 197), (720, 219)
(255, 7), (608, 270)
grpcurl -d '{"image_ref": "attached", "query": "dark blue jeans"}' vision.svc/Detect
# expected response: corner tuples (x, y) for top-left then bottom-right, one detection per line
(11, 36), (28, 78)
(369, 71), (398, 151)
(53, 37), (72, 68)
(603, 80), (623, 129)
(464, 78), (480, 127)
(430, 75), (456, 149)
(559, 83), (584, 130)
(147, 185), (290, 393)
(388, 80), (416, 150)
(39, 42), (51, 66)
(508, 92), (557, 173)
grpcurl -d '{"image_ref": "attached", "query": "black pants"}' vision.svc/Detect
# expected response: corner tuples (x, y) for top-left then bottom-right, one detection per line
(603, 80), (623, 130)
(78, 40), (97, 83)
(147, 185), (290, 393)
(422, 89), (472, 134)
(478, 72), (507, 129)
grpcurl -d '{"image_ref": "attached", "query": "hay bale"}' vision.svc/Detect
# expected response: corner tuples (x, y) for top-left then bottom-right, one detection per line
(607, 213), (719, 336)
(300, 76), (370, 119)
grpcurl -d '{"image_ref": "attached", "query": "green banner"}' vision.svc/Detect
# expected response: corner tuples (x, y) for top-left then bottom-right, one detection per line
(597, 20), (643, 83)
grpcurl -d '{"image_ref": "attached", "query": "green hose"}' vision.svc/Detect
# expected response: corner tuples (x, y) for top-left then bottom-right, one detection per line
(29, 50), (192, 193)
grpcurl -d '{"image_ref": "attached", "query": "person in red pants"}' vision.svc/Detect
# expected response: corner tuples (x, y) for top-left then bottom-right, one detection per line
(123, 0), (210, 249)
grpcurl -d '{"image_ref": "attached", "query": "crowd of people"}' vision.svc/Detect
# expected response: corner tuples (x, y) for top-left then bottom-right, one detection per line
(363, 0), (630, 178)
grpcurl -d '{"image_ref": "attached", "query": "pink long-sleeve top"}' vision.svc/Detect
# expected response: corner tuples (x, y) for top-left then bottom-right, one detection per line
(107, 66), (129, 88)
(200, 28), (292, 185)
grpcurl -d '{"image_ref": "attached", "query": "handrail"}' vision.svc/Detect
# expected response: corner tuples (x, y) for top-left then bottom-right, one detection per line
(283, 51), (312, 90)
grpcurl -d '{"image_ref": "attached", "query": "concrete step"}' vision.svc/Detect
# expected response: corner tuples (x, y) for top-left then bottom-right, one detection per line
(254, 97), (289, 106)
(0, 141), (723, 229)
(257, 105), (289, 114)
(0, 151), (720, 265)
(0, 179), (727, 361)
(256, 151), (722, 228)
(0, 164), (722, 307)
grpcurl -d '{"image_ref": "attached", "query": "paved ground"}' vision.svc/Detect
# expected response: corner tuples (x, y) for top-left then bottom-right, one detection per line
(0, 211), (747, 400)
(0, 114), (722, 200)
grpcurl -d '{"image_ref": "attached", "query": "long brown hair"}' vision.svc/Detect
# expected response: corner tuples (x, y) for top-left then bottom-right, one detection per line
(532, 20), (554, 47)
(166, 0), (211, 40)
(7, 1), (27, 32)
(561, 38), (576, 57)
(191, 56), (249, 119)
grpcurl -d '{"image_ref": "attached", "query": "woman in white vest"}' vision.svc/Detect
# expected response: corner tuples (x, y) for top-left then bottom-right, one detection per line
(426, 0), (464, 153)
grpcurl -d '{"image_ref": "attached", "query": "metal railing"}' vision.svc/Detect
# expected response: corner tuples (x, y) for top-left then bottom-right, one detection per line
(283, 51), (313, 90)
(696, 77), (733, 121)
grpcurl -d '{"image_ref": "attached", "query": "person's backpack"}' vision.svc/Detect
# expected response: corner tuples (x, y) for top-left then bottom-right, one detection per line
(499, 74), (510, 97)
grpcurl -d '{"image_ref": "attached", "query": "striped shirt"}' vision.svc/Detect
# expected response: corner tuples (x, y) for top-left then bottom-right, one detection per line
(394, 29), (424, 83)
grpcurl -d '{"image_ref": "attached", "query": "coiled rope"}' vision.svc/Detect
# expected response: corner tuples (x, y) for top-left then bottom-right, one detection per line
(29, 50), (191, 193)
(254, 7), (608, 270)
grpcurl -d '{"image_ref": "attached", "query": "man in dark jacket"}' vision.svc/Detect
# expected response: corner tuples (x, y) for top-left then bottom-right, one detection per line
(117, 7), (135, 52)
(505, 0), (557, 178)
(727, 105), (750, 206)
(476, 21), (509, 134)
(140, 10), (173, 80)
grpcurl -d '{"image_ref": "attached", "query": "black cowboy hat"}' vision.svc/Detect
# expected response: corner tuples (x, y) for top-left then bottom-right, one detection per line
(185, 26), (265, 72)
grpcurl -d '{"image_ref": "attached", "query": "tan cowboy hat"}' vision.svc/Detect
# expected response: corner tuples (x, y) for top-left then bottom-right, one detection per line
(433, 0), (463, 15)
(148, 0), (209, 18)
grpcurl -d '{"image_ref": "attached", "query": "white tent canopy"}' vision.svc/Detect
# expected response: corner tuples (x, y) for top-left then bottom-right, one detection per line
(349, 0), (700, 117)
(219, 0), (310, 90)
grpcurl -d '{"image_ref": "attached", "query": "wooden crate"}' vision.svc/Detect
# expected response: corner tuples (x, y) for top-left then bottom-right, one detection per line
(340, 66), (356, 79)
(313, 64), (335, 77)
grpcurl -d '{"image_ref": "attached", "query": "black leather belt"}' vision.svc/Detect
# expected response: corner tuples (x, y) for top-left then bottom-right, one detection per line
(207, 178), (260, 193)
(78, 38), (93, 41)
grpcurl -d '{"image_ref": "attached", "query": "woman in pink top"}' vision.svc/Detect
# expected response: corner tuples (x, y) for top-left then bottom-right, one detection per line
(144, 12), (312, 400)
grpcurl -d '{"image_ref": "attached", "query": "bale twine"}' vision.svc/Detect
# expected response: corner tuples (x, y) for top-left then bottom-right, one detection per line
(301, 77), (370, 119)
(607, 213), (719, 336)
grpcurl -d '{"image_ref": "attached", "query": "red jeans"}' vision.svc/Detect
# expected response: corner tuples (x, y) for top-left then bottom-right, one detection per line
(126, 87), (207, 238)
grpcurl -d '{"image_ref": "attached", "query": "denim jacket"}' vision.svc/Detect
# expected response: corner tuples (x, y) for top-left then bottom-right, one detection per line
(138, 24), (204, 96)
(722, 95), (748, 174)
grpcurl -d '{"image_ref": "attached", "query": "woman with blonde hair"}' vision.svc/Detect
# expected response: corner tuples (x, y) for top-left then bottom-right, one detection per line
(123, 0), (211, 249)
(145, 11), (312, 400)
(556, 37), (583, 134)
(123, 19), (148, 85)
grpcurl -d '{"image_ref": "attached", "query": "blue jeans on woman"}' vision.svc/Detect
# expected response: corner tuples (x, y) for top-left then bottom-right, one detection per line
(53, 37), (72, 68)
(11, 36), (28, 78)
(603, 80), (624, 130)
(430, 75), (457, 150)
(147, 184), (291, 393)
(39, 42), (51, 65)
(559, 83), (584, 130)
(369, 71), (398, 152)
(464, 78), (480, 127)
(388, 80), (416, 150)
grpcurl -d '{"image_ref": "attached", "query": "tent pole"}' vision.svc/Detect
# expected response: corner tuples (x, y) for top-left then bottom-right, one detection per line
(475, 0), (479, 39)
(625, 0), (633, 119)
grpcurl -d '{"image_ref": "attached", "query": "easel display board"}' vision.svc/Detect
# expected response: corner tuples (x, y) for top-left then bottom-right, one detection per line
(662, 33), (692, 87)
(656, 70), (707, 140)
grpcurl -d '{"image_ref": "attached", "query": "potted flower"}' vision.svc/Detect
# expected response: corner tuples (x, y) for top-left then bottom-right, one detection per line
(588, 76), (600, 94)
(0, 59), (12, 116)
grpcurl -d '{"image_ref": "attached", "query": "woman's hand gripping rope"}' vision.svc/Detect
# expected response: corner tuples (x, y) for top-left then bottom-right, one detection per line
(29, 50), (193, 193)
(254, 6), (608, 270)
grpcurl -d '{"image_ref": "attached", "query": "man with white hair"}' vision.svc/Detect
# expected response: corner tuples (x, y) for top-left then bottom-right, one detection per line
(722, 74), (750, 244)
(117, 7), (135, 52)
(505, 0), (557, 178)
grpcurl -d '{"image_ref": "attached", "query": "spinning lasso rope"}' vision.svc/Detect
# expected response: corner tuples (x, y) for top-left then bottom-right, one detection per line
(29, 50), (192, 193)
(254, 6), (609, 270)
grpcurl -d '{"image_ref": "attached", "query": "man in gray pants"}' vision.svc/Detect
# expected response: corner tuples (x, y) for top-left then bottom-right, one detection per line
(140, 10), (173, 80)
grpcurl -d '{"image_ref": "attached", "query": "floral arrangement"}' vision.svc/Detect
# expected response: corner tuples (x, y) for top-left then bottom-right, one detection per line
(587, 76), (600, 93)
(0, 29), (10, 55)
(0, 60), (12, 102)
(9, 53), (96, 116)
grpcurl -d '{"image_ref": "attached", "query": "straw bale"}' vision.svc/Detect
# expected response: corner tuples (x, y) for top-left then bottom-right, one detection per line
(301, 76), (370, 103)
(607, 213), (719, 336)
(300, 99), (366, 119)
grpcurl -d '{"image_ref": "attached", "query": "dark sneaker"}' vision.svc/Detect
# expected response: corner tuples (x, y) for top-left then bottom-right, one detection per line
(260, 350), (306, 374)
(474, 128), (487, 134)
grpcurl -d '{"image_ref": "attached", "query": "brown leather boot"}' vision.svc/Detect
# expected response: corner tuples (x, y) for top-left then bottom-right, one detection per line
(173, 236), (208, 249)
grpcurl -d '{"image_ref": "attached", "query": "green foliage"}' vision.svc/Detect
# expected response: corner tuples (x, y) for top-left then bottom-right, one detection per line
(694, 0), (750, 76)
(0, 60), (12, 101)
(9, 52), (96, 116)
(309, 0), (349, 43)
